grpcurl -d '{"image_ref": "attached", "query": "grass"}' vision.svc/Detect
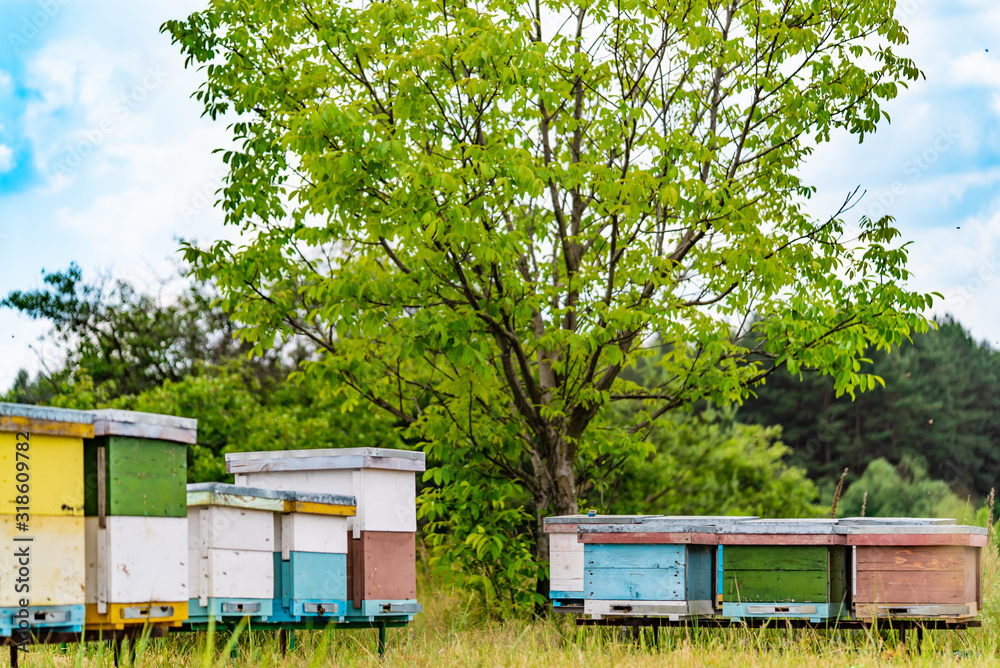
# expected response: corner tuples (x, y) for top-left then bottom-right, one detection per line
(10, 540), (1000, 667)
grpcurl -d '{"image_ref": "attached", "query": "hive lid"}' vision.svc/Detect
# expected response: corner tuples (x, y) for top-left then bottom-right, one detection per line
(92, 409), (197, 444)
(837, 517), (956, 525)
(835, 523), (987, 536)
(0, 402), (94, 438)
(715, 518), (840, 534)
(588, 515), (758, 533)
(187, 482), (356, 515)
(226, 447), (426, 474)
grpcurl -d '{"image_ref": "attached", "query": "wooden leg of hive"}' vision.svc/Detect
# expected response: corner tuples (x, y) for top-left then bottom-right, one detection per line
(278, 629), (287, 656)
(378, 621), (387, 658)
(10, 644), (18, 668)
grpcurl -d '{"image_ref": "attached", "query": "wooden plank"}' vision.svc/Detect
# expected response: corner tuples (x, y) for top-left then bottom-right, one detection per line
(286, 552), (347, 601)
(0, 403), (93, 438)
(347, 535), (360, 608)
(0, 432), (84, 516)
(585, 543), (685, 570)
(550, 548), (585, 591)
(103, 516), (188, 603)
(550, 533), (583, 551)
(724, 546), (829, 572)
(84, 601), (188, 629)
(585, 567), (685, 601)
(91, 409), (196, 444)
(189, 506), (275, 553)
(97, 446), (106, 528)
(356, 531), (417, 601)
(84, 437), (187, 518)
(846, 533), (986, 547)
(227, 453), (425, 474)
(854, 570), (966, 604)
(203, 548), (274, 599)
(579, 532), (718, 545)
(856, 545), (966, 571)
(718, 534), (844, 546)
(281, 513), (349, 556)
(686, 545), (714, 603)
(0, 515), (85, 606)
(285, 500), (355, 517)
(723, 570), (829, 603)
(186, 490), (284, 513)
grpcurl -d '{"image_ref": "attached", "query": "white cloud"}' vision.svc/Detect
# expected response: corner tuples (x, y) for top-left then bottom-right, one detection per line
(0, 145), (13, 172)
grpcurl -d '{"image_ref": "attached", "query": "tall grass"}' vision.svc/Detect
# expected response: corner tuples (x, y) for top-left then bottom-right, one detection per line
(13, 528), (1000, 667)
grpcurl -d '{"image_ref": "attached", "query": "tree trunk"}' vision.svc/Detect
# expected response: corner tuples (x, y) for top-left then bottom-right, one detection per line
(530, 431), (579, 614)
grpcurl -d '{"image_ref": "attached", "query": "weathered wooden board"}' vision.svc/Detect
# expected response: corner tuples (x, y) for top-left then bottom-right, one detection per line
(724, 569), (829, 603)
(856, 545), (966, 570)
(585, 567), (684, 601)
(853, 544), (978, 607)
(580, 532), (718, 545)
(190, 548), (274, 601)
(687, 545), (715, 603)
(227, 448), (426, 473)
(188, 506), (275, 553)
(86, 516), (188, 604)
(0, 432), (84, 516)
(0, 515), (85, 606)
(543, 515), (659, 533)
(84, 436), (187, 517)
(85, 601), (188, 629)
(348, 531), (417, 605)
(283, 552), (348, 602)
(549, 533), (582, 552)
(281, 513), (349, 557)
(845, 533), (987, 547)
(855, 570), (966, 604)
(91, 409), (197, 445)
(584, 599), (713, 618)
(0, 403), (94, 438)
(586, 543), (685, 570)
(550, 548), (585, 593)
(0, 604), (85, 635)
(187, 483), (285, 512)
(724, 546), (829, 572)
(718, 534), (844, 546)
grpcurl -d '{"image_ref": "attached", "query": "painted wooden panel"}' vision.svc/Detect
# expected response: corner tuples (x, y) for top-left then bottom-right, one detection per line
(0, 604), (85, 635)
(0, 515), (84, 606)
(846, 533), (987, 547)
(0, 432), (83, 516)
(580, 532), (718, 545)
(91, 409), (197, 444)
(194, 548), (274, 600)
(348, 531), (418, 604)
(85, 601), (188, 629)
(186, 483), (285, 513)
(856, 545), (966, 570)
(84, 436), (187, 517)
(550, 533), (582, 552)
(284, 552), (347, 601)
(586, 567), (684, 601)
(187, 597), (274, 621)
(226, 447), (426, 473)
(586, 543), (685, 570)
(724, 601), (843, 622)
(0, 403), (93, 438)
(724, 546), (828, 571)
(723, 570), (828, 603)
(584, 599), (713, 618)
(188, 506), (275, 553)
(550, 548), (585, 592)
(281, 513), (349, 557)
(686, 545), (715, 603)
(87, 516), (188, 604)
(855, 570), (966, 604)
(345, 599), (421, 619)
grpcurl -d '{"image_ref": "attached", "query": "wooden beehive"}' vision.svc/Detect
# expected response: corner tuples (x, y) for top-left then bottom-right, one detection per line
(579, 516), (754, 619)
(186, 483), (285, 622)
(717, 519), (849, 622)
(0, 403), (92, 634)
(543, 515), (657, 609)
(83, 410), (194, 629)
(226, 448), (425, 621)
(837, 518), (985, 620)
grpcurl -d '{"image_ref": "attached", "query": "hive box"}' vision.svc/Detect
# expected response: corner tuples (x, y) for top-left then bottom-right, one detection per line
(717, 519), (849, 622)
(226, 448), (424, 621)
(84, 410), (195, 518)
(836, 518), (985, 620)
(543, 515), (659, 608)
(579, 516), (755, 619)
(0, 404), (92, 635)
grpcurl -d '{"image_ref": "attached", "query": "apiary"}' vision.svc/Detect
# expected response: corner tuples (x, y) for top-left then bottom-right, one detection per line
(226, 448), (424, 621)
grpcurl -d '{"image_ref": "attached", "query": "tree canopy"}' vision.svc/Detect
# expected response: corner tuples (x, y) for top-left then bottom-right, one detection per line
(164, 0), (934, 600)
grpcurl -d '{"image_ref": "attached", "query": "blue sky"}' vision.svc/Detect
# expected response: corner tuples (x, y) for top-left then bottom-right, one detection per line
(1, 1), (999, 390)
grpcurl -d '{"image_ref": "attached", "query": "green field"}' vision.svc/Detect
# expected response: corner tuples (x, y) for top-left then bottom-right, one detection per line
(13, 537), (1000, 667)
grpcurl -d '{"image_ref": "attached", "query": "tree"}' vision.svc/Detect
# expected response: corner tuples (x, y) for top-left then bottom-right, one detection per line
(836, 456), (967, 520)
(163, 0), (933, 592)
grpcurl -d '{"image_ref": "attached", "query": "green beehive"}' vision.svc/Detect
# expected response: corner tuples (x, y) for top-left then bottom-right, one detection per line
(83, 410), (196, 518)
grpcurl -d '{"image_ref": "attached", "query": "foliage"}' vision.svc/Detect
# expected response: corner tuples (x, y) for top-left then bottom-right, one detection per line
(593, 407), (822, 519)
(836, 456), (967, 520)
(163, 0), (934, 608)
(740, 316), (1000, 499)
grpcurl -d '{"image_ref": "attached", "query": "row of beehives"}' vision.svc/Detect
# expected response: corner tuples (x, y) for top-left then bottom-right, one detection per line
(0, 402), (424, 637)
(545, 515), (986, 623)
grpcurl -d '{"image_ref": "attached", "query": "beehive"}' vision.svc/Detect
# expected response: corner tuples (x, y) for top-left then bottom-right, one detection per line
(226, 448), (424, 621)
(0, 403), (92, 635)
(543, 515), (657, 609)
(837, 518), (985, 620)
(717, 519), (849, 622)
(186, 483), (284, 623)
(579, 516), (755, 619)
(83, 410), (194, 629)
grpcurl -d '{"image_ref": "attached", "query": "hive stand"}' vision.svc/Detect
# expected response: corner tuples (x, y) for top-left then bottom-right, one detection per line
(83, 410), (195, 630)
(0, 403), (92, 639)
(836, 518), (986, 621)
(226, 448), (425, 623)
(717, 519), (850, 623)
(578, 516), (756, 620)
(543, 515), (659, 612)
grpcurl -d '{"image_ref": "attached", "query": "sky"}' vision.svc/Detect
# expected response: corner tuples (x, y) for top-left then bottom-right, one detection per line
(0, 1), (999, 391)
